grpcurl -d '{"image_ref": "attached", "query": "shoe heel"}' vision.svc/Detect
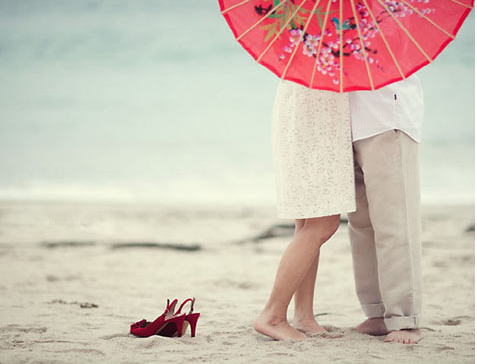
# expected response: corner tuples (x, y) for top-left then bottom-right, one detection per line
(187, 313), (200, 337)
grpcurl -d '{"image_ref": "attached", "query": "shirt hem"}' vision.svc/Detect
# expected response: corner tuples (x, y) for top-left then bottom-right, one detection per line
(352, 128), (421, 143)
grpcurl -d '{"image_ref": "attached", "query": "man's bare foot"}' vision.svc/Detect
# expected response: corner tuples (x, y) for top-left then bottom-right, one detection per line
(254, 312), (307, 341)
(356, 318), (389, 336)
(384, 329), (422, 344)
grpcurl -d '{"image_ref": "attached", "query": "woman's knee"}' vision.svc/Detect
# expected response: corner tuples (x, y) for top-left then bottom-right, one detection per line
(302, 215), (340, 245)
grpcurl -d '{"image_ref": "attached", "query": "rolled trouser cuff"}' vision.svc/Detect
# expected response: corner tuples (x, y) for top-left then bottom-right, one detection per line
(384, 316), (421, 331)
(362, 303), (385, 318)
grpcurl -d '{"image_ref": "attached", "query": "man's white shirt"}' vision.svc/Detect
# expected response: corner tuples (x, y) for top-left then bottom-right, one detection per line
(349, 74), (424, 143)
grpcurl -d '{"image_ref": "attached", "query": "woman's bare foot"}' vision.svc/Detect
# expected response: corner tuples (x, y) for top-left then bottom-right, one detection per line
(355, 318), (389, 336)
(292, 318), (343, 338)
(384, 329), (422, 344)
(254, 312), (307, 341)
(292, 317), (328, 334)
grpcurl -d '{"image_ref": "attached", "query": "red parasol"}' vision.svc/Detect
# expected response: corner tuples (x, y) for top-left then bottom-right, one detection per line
(218, 0), (474, 92)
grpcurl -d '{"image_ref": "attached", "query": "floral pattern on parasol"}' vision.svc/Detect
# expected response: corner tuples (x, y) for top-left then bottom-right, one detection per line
(219, 0), (474, 92)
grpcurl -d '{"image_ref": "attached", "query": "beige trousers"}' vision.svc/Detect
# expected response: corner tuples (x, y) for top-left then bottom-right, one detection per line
(347, 129), (422, 331)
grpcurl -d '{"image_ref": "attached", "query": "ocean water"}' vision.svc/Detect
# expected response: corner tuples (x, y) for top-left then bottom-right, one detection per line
(0, 0), (474, 207)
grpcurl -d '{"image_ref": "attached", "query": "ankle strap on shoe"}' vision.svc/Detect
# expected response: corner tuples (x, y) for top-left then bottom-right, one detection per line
(164, 298), (179, 318)
(177, 297), (195, 314)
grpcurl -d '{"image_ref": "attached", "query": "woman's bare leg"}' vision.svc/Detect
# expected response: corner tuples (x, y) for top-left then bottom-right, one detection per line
(253, 215), (340, 340)
(290, 219), (328, 334)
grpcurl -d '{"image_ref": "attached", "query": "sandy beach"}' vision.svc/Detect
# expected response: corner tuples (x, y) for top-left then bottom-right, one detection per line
(0, 201), (474, 364)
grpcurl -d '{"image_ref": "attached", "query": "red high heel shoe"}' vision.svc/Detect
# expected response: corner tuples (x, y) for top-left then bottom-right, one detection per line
(156, 297), (200, 337)
(130, 298), (186, 338)
(178, 297), (200, 337)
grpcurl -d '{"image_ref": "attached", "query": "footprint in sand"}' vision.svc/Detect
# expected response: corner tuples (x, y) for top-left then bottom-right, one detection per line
(444, 318), (462, 325)
(55, 348), (105, 356)
(435, 345), (455, 352)
(47, 299), (98, 308)
(1, 325), (47, 334)
(99, 333), (130, 340)
(441, 315), (472, 326)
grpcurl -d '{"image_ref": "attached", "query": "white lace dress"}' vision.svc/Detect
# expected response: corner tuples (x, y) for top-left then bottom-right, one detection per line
(271, 80), (356, 219)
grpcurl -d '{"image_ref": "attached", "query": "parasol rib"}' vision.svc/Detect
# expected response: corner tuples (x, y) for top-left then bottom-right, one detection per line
(350, 0), (375, 90)
(361, 0), (405, 79)
(399, 0), (455, 39)
(375, 0), (433, 63)
(281, 0), (323, 80)
(446, 0), (474, 9)
(237, 0), (288, 41)
(221, 0), (255, 14)
(257, 0), (309, 63)
(309, 0), (333, 88)
(339, 0), (343, 92)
